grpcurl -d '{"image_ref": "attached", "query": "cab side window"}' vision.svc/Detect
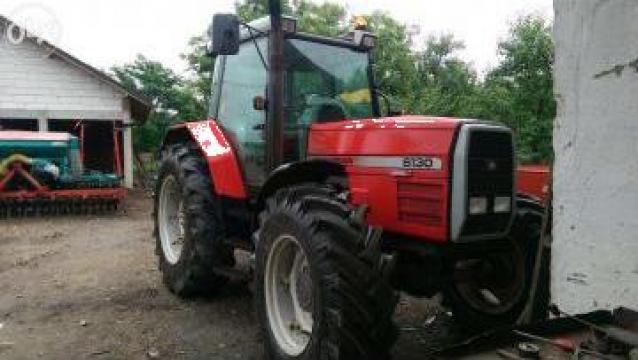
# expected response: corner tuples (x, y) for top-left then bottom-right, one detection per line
(217, 37), (268, 187)
(209, 56), (223, 118)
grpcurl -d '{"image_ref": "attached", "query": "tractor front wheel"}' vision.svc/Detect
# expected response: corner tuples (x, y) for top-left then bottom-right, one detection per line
(443, 203), (549, 330)
(154, 143), (234, 297)
(255, 184), (397, 360)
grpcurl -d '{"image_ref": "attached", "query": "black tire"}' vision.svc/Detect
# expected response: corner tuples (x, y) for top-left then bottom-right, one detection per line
(255, 184), (398, 360)
(153, 143), (234, 297)
(443, 202), (550, 329)
(518, 203), (551, 323)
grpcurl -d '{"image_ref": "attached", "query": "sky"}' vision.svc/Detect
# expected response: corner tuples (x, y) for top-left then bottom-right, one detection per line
(0, 0), (553, 76)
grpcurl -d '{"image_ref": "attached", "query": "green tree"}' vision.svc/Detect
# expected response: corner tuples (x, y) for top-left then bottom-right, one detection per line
(182, 35), (214, 110)
(412, 34), (478, 117)
(233, 1), (420, 103)
(235, 0), (291, 22)
(111, 55), (205, 152)
(234, 2), (419, 112)
(183, 0), (348, 105)
(487, 15), (555, 162)
(235, 0), (346, 35)
(417, 34), (466, 86)
(365, 11), (418, 108)
(293, 0), (347, 36)
(468, 75), (516, 125)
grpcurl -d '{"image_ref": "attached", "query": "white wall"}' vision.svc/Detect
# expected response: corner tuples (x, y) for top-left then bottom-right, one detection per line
(0, 37), (125, 116)
(553, 0), (638, 313)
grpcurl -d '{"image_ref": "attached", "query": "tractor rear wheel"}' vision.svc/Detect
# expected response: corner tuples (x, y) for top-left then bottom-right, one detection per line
(255, 184), (397, 360)
(443, 202), (549, 330)
(154, 143), (234, 297)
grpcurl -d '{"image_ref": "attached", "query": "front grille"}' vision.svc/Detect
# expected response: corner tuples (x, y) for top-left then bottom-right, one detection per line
(462, 130), (514, 237)
(397, 182), (443, 225)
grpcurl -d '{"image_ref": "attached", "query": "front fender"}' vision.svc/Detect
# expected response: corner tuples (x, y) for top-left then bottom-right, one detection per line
(258, 159), (346, 209)
(165, 120), (247, 199)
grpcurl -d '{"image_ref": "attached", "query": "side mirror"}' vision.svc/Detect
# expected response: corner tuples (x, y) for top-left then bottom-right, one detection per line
(209, 14), (240, 56)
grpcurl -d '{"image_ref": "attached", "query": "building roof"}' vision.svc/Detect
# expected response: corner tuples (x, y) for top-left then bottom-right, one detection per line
(0, 15), (152, 123)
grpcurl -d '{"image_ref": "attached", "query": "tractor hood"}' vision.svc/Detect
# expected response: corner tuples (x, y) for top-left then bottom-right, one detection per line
(307, 115), (465, 157)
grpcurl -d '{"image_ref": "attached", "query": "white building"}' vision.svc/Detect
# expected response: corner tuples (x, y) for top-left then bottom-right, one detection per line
(0, 15), (150, 188)
(553, 0), (638, 313)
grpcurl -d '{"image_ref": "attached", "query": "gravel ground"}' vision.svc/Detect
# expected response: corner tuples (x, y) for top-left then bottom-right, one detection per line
(0, 191), (456, 360)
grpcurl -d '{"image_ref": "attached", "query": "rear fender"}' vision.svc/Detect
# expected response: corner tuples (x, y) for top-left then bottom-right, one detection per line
(163, 121), (247, 199)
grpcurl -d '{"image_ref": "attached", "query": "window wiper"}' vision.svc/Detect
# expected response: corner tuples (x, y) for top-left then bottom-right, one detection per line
(243, 23), (269, 71)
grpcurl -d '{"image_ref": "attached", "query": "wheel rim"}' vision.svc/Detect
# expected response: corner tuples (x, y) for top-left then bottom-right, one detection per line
(265, 234), (313, 356)
(158, 175), (185, 265)
(453, 238), (527, 315)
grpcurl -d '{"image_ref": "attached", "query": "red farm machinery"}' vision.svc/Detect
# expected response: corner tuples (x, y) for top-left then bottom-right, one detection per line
(152, 2), (552, 359)
(0, 131), (126, 217)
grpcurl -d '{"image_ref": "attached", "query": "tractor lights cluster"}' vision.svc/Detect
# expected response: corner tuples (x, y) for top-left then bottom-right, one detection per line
(494, 196), (512, 213)
(353, 16), (367, 30)
(469, 197), (488, 215)
(351, 15), (376, 49)
(468, 196), (511, 215)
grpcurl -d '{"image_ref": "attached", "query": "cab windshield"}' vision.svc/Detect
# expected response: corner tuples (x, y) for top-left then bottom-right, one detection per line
(284, 38), (374, 123)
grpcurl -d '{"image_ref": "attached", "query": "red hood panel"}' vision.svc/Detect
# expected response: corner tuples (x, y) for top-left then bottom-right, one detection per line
(308, 116), (462, 157)
(310, 115), (464, 131)
(308, 116), (464, 242)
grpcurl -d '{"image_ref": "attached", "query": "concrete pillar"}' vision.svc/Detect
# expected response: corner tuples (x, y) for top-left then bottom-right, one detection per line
(37, 117), (48, 132)
(552, 0), (638, 314)
(122, 121), (133, 189)
(122, 100), (134, 189)
(122, 123), (133, 189)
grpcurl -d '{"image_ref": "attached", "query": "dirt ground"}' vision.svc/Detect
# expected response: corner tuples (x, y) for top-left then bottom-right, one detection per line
(0, 191), (454, 360)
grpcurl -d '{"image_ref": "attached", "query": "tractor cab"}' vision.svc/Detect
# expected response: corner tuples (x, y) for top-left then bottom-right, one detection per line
(208, 14), (380, 189)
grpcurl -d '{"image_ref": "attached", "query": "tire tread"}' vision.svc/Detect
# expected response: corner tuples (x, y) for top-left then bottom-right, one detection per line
(257, 183), (397, 360)
(153, 143), (233, 297)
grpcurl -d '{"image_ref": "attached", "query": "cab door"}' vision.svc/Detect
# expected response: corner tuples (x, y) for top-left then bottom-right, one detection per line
(215, 37), (268, 190)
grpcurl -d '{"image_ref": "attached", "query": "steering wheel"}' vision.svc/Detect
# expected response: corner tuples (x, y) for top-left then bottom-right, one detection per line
(298, 94), (349, 123)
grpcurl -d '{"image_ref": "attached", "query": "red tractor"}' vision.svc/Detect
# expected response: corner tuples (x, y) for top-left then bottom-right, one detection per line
(153, 4), (549, 359)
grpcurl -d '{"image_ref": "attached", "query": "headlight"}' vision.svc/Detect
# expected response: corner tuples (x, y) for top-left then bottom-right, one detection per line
(469, 197), (488, 215)
(494, 196), (511, 213)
